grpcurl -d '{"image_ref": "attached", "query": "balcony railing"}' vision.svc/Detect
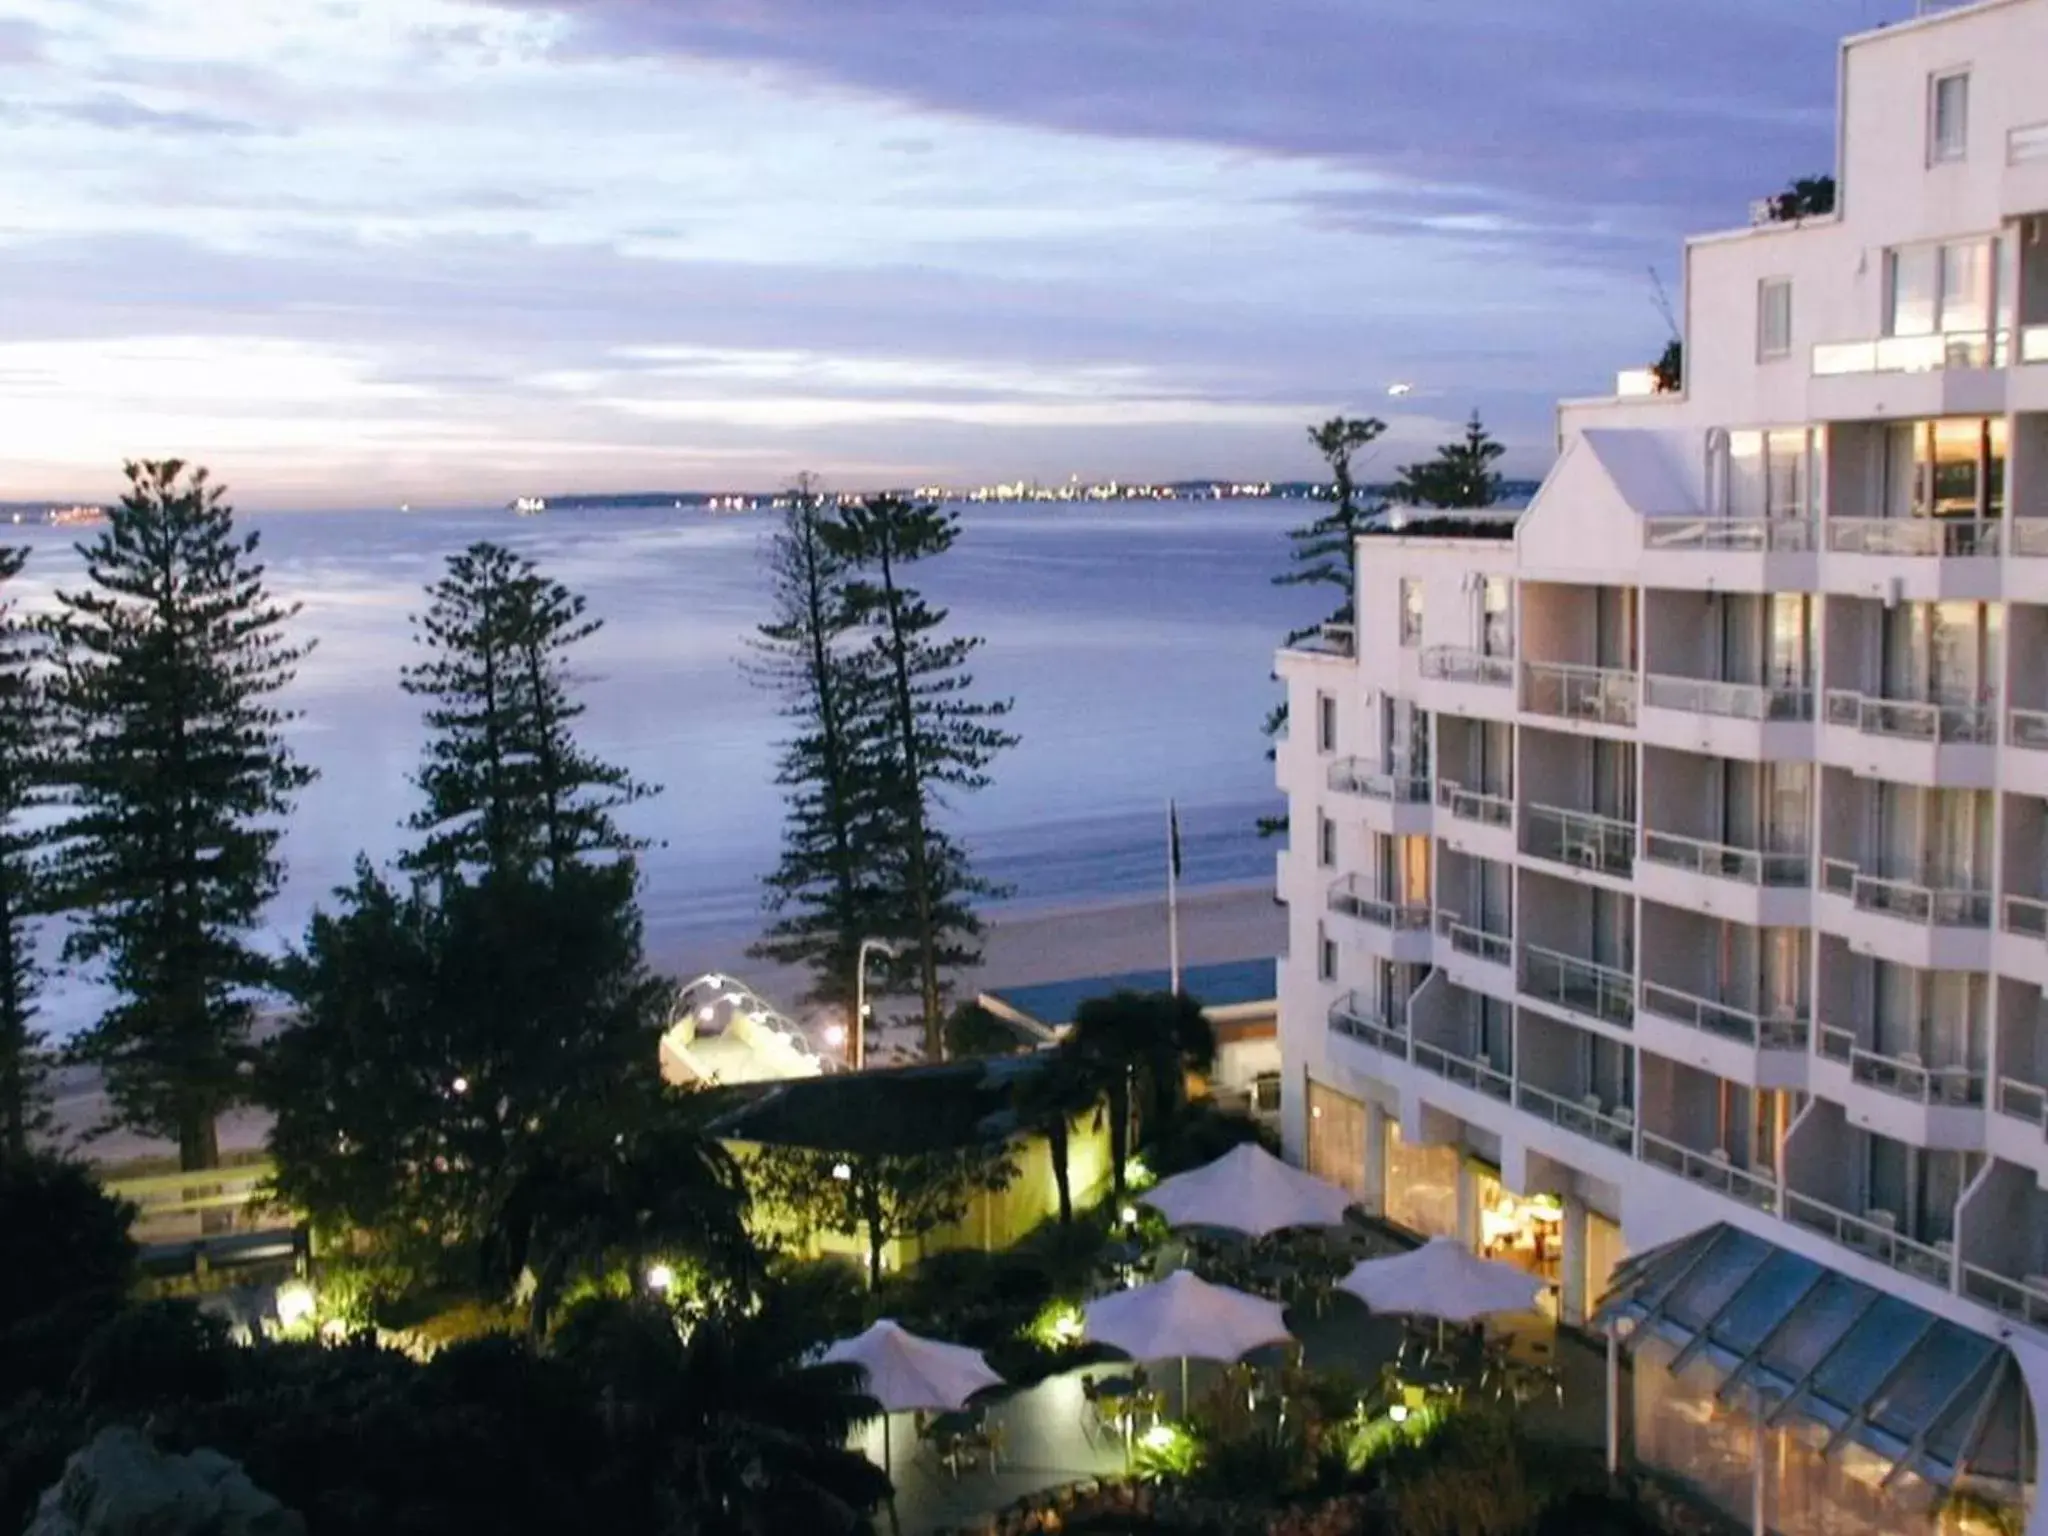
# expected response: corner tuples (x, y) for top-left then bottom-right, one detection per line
(1817, 1023), (1984, 1105)
(1641, 673), (1813, 722)
(1327, 758), (1431, 803)
(1420, 646), (1514, 688)
(1824, 517), (2001, 558)
(1523, 804), (1634, 878)
(1961, 1266), (2048, 1327)
(1642, 517), (1816, 554)
(1521, 660), (1637, 727)
(1410, 1038), (1513, 1102)
(1287, 623), (1356, 659)
(1820, 858), (1992, 928)
(2010, 520), (2048, 558)
(2005, 894), (2048, 939)
(2009, 708), (2048, 750)
(1639, 1131), (1779, 1213)
(1641, 829), (1809, 888)
(1329, 993), (1408, 1059)
(1823, 688), (1996, 744)
(1783, 1192), (1953, 1288)
(1435, 779), (1512, 827)
(1326, 876), (1432, 932)
(1515, 1081), (1635, 1151)
(1812, 328), (2008, 377)
(1435, 911), (1512, 967)
(1521, 944), (1634, 1027)
(1996, 1076), (2048, 1126)
(1638, 982), (1808, 1051)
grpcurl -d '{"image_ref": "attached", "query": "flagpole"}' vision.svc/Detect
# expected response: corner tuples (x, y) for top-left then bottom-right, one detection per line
(1168, 800), (1182, 994)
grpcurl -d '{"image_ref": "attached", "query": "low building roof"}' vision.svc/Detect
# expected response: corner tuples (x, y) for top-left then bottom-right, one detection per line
(981, 956), (1276, 1032)
(1597, 1222), (2029, 1493)
(704, 1054), (1043, 1158)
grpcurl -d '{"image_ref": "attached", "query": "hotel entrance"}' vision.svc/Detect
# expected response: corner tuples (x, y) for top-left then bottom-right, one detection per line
(1472, 1166), (1563, 1318)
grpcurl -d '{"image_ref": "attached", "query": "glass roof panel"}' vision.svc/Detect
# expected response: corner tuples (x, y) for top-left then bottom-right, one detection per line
(1665, 1227), (1772, 1330)
(1709, 1247), (1821, 1355)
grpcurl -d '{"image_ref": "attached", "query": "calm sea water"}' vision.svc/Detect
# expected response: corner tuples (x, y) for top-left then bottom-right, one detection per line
(10, 500), (1322, 1032)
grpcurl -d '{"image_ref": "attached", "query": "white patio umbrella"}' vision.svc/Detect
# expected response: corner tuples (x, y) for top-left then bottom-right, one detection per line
(1141, 1142), (1356, 1238)
(1337, 1235), (1544, 1323)
(1083, 1268), (1294, 1413)
(819, 1319), (1004, 1477)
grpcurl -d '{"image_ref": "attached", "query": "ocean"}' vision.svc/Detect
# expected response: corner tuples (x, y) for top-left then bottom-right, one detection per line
(9, 499), (1324, 1032)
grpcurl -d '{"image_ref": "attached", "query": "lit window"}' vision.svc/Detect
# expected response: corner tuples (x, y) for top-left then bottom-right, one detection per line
(1481, 578), (1512, 657)
(1931, 70), (1969, 164)
(1757, 278), (1792, 360)
(1398, 579), (1423, 648)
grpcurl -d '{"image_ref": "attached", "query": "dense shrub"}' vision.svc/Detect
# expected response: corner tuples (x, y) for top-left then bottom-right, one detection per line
(1141, 1102), (1277, 1180)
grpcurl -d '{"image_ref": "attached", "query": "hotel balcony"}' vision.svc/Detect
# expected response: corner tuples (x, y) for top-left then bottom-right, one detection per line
(2004, 605), (2048, 789)
(1808, 328), (2010, 436)
(2006, 514), (2048, 603)
(1638, 830), (1811, 928)
(1782, 1105), (1957, 1294)
(2001, 895), (2048, 989)
(1521, 804), (1633, 881)
(1404, 972), (1513, 1104)
(1956, 1163), (2048, 1331)
(1820, 515), (2004, 603)
(1817, 857), (1994, 970)
(1819, 687), (1998, 789)
(1325, 757), (1432, 836)
(1637, 515), (1817, 594)
(1637, 672), (1815, 761)
(1435, 908), (1514, 1001)
(1327, 988), (1409, 1069)
(2009, 708), (2048, 796)
(1514, 1012), (1635, 1155)
(1416, 644), (1516, 720)
(1637, 982), (1809, 1091)
(1811, 1020), (1986, 1152)
(1520, 660), (1637, 732)
(1998, 797), (2048, 986)
(1989, 978), (2048, 1176)
(1324, 875), (1433, 963)
(1519, 943), (1633, 1032)
(1634, 1057), (1782, 1215)
(1433, 780), (1515, 865)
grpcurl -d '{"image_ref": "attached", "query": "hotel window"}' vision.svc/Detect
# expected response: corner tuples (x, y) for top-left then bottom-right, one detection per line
(1885, 238), (1993, 337)
(1398, 579), (1423, 648)
(1757, 278), (1792, 360)
(1317, 922), (1336, 982)
(1881, 418), (2007, 520)
(1316, 691), (1337, 753)
(1727, 429), (1816, 519)
(1317, 810), (1336, 868)
(1930, 69), (1969, 164)
(1480, 577), (1512, 657)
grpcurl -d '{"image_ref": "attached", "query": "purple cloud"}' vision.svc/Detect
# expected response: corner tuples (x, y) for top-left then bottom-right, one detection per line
(0, 17), (48, 64)
(10, 93), (273, 136)
(498, 0), (1865, 251)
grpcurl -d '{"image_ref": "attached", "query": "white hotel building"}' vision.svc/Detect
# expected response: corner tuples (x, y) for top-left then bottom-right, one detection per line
(1275, 2), (2048, 1530)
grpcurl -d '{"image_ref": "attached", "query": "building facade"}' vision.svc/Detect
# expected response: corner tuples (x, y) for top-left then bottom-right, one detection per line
(1275, 2), (2048, 1530)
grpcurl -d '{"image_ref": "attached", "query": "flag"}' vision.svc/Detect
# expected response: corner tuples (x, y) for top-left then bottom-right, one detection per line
(1169, 800), (1183, 882)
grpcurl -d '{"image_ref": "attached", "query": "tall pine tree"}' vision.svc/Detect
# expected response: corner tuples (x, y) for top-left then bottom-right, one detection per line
(1260, 416), (1386, 835)
(0, 546), (60, 1160)
(746, 487), (885, 1021)
(48, 461), (313, 1170)
(1393, 411), (1507, 509)
(824, 497), (1016, 1058)
(402, 541), (653, 883)
(268, 544), (670, 1263)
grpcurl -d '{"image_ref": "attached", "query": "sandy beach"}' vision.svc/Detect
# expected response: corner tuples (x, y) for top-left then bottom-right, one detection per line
(50, 881), (1287, 1169)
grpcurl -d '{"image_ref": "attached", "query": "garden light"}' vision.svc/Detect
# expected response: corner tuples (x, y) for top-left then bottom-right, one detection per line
(822, 1022), (846, 1048)
(451, 1076), (469, 1095)
(832, 1162), (852, 1181)
(275, 1281), (315, 1328)
(1388, 1403), (1410, 1424)
(1119, 1205), (1138, 1227)
(647, 1263), (676, 1294)
(1142, 1424), (1176, 1451)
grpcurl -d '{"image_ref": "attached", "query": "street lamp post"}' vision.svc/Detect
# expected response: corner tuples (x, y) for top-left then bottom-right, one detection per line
(853, 938), (902, 1071)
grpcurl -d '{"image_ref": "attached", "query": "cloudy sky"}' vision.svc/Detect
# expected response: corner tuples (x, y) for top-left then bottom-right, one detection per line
(0, 0), (1882, 509)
